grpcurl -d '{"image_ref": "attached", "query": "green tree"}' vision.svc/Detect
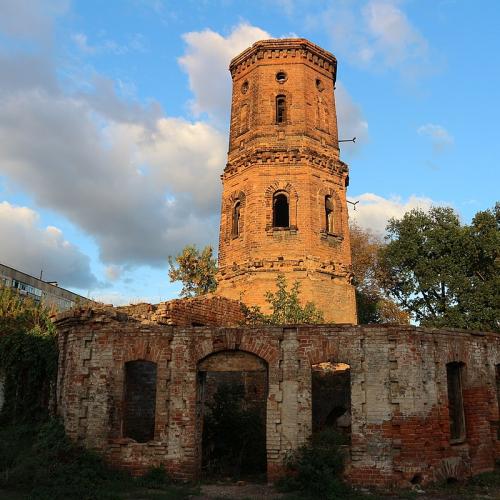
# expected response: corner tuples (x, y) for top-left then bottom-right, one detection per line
(379, 205), (499, 331)
(243, 274), (324, 325)
(168, 244), (217, 297)
(0, 287), (57, 423)
(350, 223), (409, 324)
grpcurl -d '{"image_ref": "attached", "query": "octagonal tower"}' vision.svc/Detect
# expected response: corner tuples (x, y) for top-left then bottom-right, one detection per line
(216, 39), (357, 323)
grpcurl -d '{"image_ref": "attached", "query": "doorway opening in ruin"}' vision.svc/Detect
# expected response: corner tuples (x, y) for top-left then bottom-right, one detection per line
(312, 361), (351, 444)
(196, 351), (268, 480)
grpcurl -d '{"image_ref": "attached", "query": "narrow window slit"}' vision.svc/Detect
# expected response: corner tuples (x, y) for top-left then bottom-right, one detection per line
(276, 95), (286, 124)
(232, 201), (241, 237)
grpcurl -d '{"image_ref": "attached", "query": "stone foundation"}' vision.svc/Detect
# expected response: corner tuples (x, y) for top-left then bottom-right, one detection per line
(55, 306), (500, 487)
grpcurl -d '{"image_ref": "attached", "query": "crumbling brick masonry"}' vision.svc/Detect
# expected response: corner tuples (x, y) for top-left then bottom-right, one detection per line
(56, 305), (500, 487)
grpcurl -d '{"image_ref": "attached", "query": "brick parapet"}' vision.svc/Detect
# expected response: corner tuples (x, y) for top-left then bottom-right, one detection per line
(229, 39), (337, 80)
(56, 315), (500, 487)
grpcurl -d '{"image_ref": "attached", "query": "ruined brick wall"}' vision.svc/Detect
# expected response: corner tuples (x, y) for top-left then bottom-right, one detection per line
(56, 308), (500, 487)
(216, 39), (357, 324)
(116, 295), (245, 327)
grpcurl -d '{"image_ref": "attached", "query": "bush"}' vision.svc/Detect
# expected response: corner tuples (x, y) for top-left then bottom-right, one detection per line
(135, 466), (171, 489)
(0, 287), (58, 424)
(202, 382), (266, 478)
(277, 429), (349, 499)
(0, 419), (127, 499)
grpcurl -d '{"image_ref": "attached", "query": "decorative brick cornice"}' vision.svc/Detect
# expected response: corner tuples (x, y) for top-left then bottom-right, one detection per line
(229, 39), (337, 80)
(224, 146), (349, 178)
(218, 256), (353, 281)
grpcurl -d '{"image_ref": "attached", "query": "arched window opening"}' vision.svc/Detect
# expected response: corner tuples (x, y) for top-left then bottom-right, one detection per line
(273, 193), (289, 228)
(232, 201), (241, 237)
(325, 195), (334, 234)
(446, 362), (466, 443)
(123, 360), (157, 443)
(276, 95), (286, 124)
(312, 362), (351, 442)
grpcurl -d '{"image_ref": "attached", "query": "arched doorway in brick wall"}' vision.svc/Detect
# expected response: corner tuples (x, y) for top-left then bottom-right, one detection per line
(196, 350), (268, 480)
(312, 361), (351, 444)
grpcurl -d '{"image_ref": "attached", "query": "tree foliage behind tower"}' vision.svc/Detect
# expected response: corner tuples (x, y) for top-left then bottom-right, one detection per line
(350, 223), (409, 324)
(168, 244), (217, 297)
(379, 204), (499, 331)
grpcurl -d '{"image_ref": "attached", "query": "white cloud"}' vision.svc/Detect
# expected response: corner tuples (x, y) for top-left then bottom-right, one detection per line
(178, 23), (270, 122)
(72, 32), (147, 56)
(362, 1), (427, 67)
(348, 193), (440, 233)
(0, 88), (224, 265)
(0, 0), (68, 42)
(0, 202), (98, 288)
(317, 0), (428, 74)
(72, 33), (95, 54)
(418, 123), (454, 152)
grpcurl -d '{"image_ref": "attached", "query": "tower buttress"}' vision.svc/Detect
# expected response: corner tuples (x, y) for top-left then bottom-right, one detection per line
(216, 39), (357, 324)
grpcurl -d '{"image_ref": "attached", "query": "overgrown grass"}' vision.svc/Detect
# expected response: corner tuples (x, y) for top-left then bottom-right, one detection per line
(0, 420), (197, 500)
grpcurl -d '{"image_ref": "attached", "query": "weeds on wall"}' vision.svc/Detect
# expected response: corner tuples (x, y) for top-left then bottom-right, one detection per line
(0, 287), (58, 423)
(242, 274), (324, 325)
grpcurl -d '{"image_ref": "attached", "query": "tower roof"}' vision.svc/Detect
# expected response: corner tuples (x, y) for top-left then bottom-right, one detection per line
(229, 38), (337, 79)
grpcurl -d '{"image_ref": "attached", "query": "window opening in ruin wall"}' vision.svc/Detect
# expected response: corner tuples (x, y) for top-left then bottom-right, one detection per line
(446, 362), (466, 443)
(312, 361), (351, 442)
(123, 360), (157, 443)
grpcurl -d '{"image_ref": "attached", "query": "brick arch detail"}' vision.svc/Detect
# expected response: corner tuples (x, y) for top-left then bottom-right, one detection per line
(304, 339), (353, 368)
(265, 181), (298, 229)
(193, 332), (280, 367)
(122, 339), (169, 365)
(318, 186), (343, 235)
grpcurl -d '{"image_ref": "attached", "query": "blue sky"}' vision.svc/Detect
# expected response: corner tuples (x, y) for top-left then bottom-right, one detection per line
(0, 0), (498, 304)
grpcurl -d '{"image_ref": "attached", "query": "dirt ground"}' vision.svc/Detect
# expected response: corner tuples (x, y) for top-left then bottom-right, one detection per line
(191, 477), (500, 500)
(192, 482), (285, 499)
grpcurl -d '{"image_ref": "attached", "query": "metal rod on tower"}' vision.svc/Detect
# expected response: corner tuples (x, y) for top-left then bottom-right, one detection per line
(339, 137), (356, 143)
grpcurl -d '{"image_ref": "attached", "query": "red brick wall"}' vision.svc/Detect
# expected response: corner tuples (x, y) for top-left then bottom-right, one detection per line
(116, 294), (245, 327)
(55, 309), (500, 487)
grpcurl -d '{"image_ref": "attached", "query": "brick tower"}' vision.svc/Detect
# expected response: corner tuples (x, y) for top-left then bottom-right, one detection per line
(216, 39), (357, 323)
